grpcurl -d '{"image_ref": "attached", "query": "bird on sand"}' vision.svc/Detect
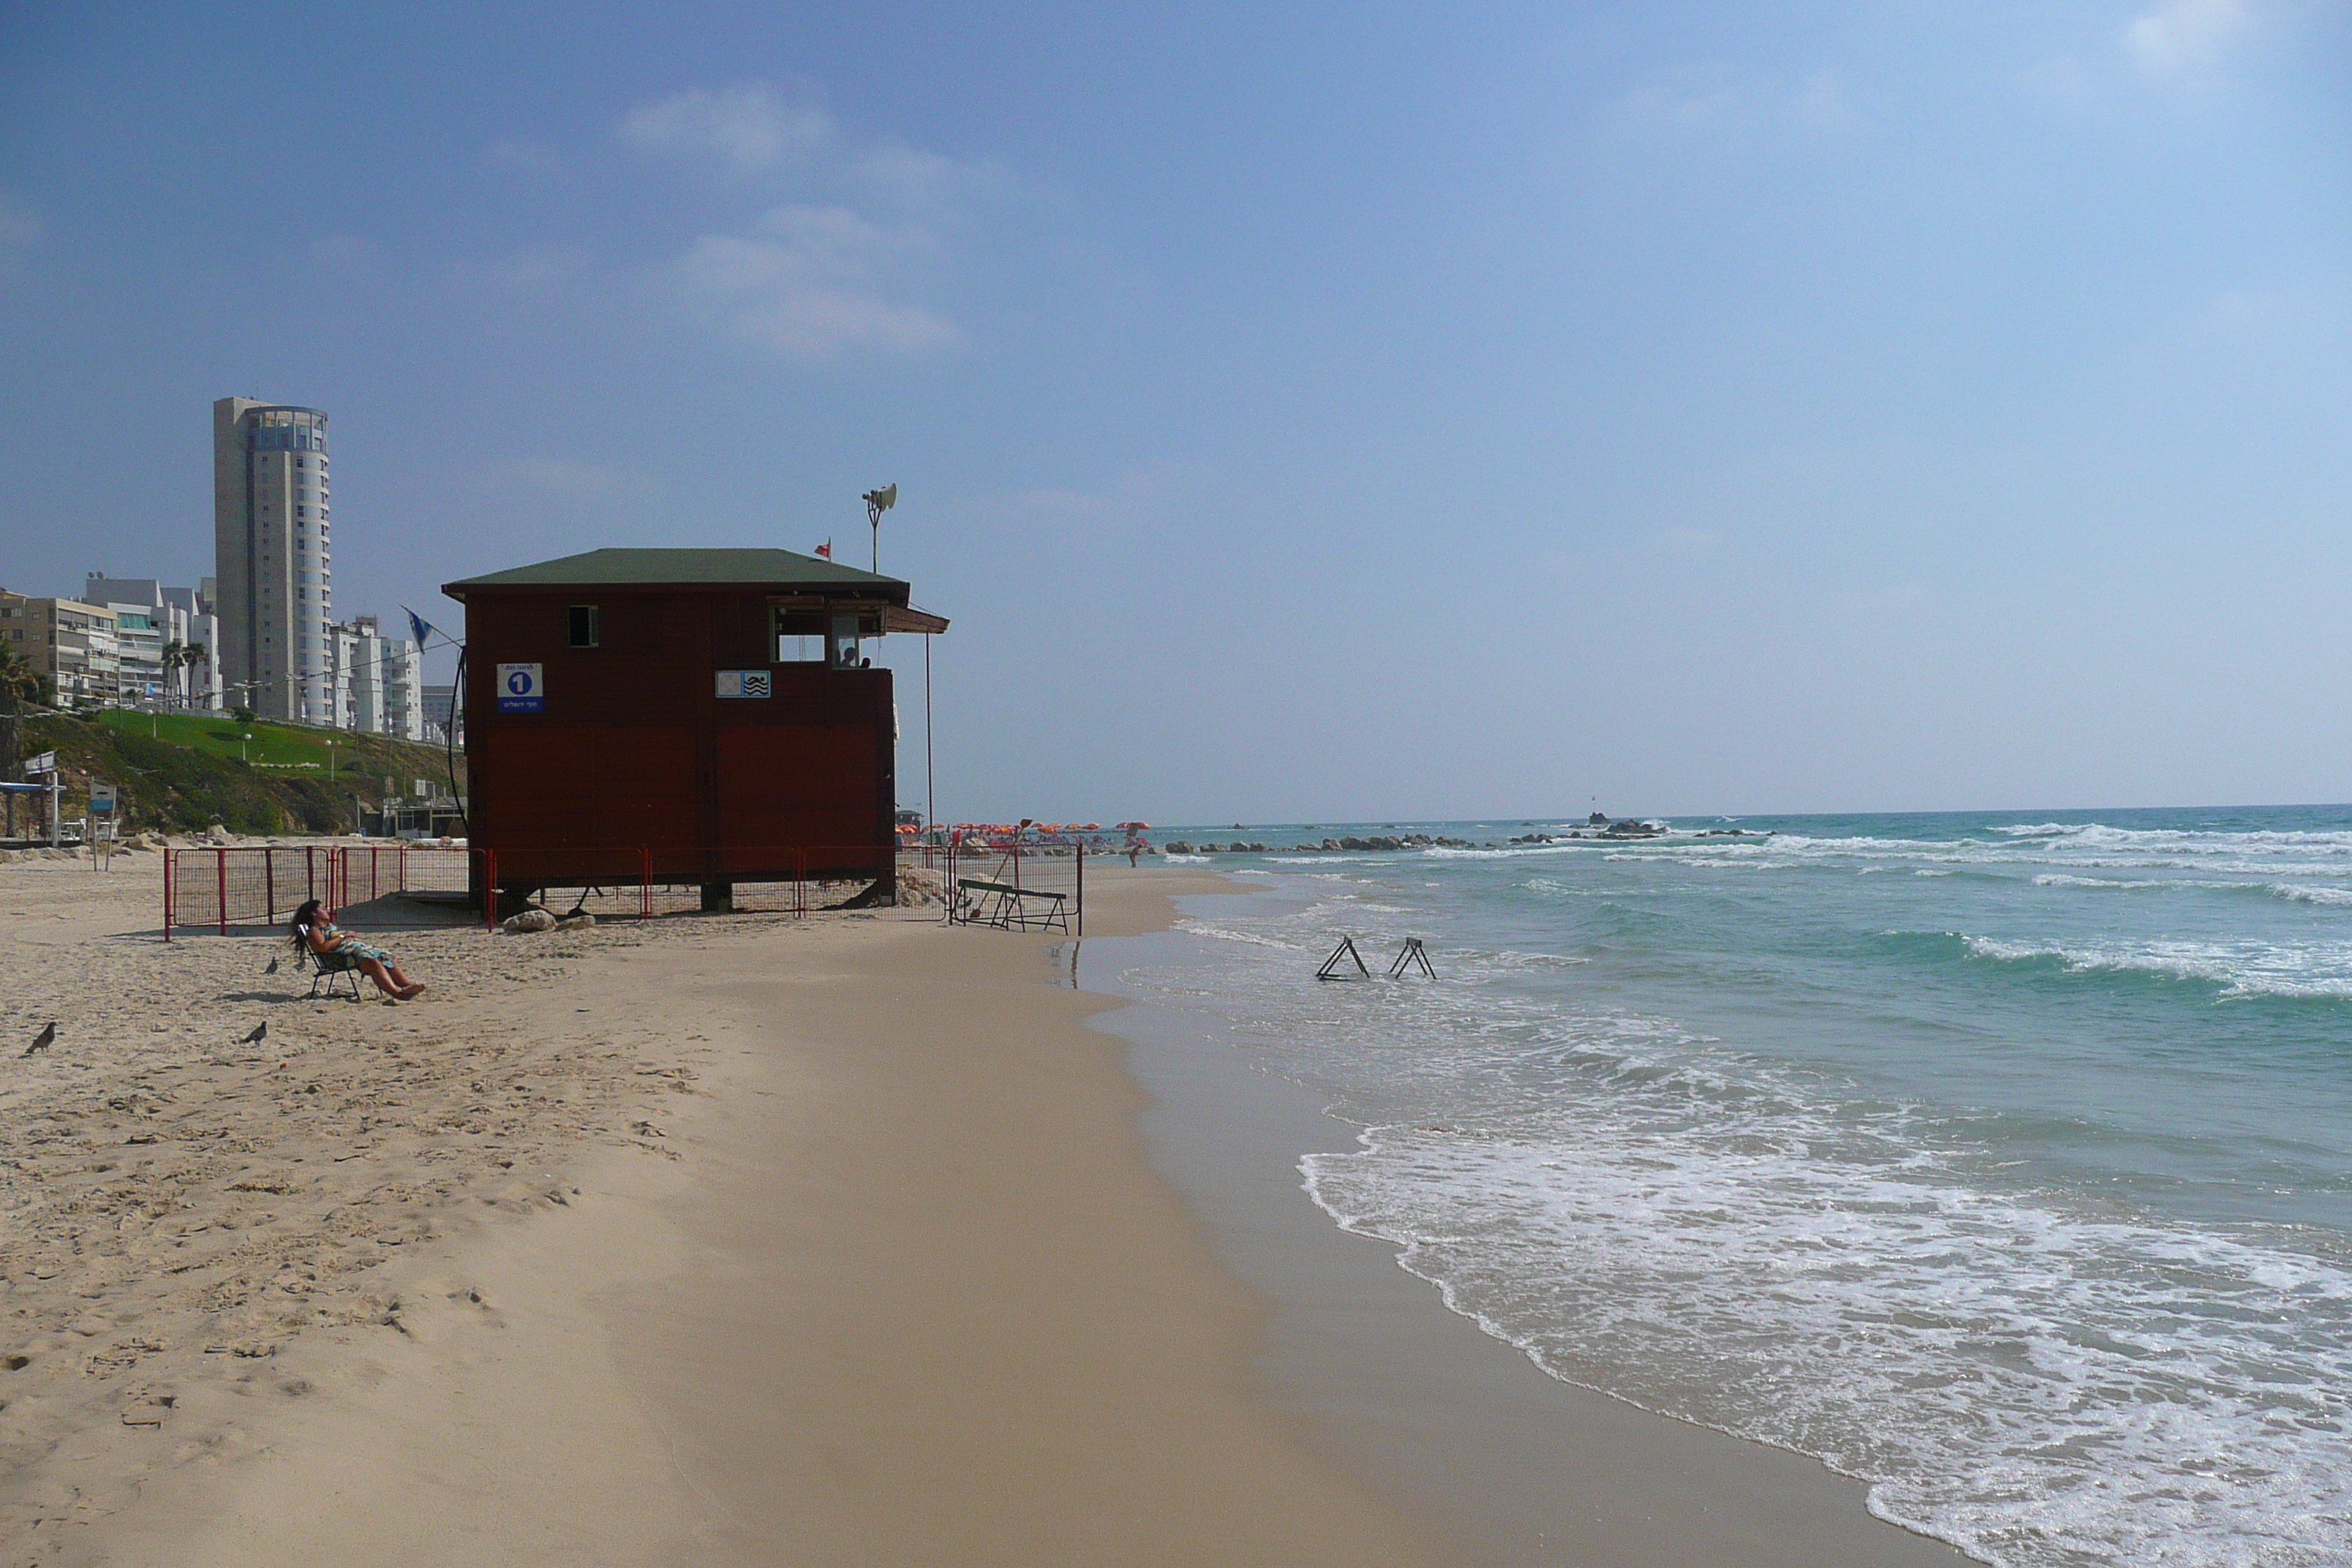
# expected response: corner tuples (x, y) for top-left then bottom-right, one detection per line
(263, 957), (280, 975)
(22, 1022), (55, 1058)
(241, 1022), (268, 1045)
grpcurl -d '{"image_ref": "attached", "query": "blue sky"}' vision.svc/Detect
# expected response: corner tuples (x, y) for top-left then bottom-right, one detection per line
(1, 1), (2346, 821)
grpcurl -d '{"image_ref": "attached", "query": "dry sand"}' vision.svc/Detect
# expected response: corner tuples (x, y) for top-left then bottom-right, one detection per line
(0, 851), (1961, 1566)
(0, 851), (725, 1562)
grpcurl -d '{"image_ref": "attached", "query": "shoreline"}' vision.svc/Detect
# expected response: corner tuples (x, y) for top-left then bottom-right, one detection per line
(7, 856), (1960, 1564)
(1083, 889), (1973, 1566)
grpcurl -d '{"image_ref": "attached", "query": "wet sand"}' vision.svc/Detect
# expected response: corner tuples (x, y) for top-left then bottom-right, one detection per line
(1096, 913), (1971, 1567)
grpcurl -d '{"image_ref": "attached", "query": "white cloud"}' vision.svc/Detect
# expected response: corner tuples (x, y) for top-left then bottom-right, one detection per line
(851, 144), (1016, 220)
(619, 83), (833, 175)
(725, 289), (957, 355)
(675, 203), (960, 356)
(619, 84), (1027, 357)
(504, 457), (646, 499)
(2125, 0), (2251, 80)
(0, 189), (46, 251)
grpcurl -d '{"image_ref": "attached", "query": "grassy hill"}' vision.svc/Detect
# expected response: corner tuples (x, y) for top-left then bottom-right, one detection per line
(12, 710), (463, 835)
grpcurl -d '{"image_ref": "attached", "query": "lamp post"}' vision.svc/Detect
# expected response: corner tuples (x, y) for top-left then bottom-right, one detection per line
(241, 731), (253, 764)
(862, 484), (897, 575)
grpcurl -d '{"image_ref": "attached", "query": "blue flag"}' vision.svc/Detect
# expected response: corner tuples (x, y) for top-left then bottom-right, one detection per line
(403, 607), (437, 647)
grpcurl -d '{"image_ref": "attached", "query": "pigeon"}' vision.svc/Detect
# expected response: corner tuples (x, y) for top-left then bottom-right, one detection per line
(241, 1022), (268, 1045)
(263, 957), (280, 975)
(21, 1022), (54, 1058)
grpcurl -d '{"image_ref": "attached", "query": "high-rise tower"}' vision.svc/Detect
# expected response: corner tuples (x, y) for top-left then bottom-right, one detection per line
(213, 398), (333, 720)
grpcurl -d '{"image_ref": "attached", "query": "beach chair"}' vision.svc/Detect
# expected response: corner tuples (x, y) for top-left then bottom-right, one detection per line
(957, 878), (1071, 933)
(295, 931), (366, 1002)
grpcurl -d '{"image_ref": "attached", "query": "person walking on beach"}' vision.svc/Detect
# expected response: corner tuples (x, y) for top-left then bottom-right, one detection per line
(287, 899), (427, 1000)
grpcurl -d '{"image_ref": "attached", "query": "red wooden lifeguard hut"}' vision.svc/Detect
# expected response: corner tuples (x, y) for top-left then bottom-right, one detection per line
(441, 547), (947, 913)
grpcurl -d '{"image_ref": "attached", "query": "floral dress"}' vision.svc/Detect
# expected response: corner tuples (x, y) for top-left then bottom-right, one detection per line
(314, 921), (390, 964)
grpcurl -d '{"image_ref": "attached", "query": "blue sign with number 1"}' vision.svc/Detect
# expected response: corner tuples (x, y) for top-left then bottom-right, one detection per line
(497, 663), (544, 713)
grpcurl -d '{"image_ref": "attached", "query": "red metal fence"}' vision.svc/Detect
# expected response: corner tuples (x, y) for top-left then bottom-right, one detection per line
(164, 846), (340, 938)
(339, 844), (480, 907)
(164, 845), (491, 938)
(163, 840), (1084, 937)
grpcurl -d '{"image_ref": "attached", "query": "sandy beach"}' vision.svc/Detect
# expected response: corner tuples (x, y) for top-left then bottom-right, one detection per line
(1, 848), (1960, 1566)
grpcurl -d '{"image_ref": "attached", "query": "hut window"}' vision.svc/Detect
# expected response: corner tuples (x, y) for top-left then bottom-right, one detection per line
(567, 605), (600, 648)
(830, 613), (864, 668)
(773, 603), (828, 661)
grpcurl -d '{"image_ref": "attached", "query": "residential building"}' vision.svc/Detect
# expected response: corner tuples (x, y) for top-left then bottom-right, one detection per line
(82, 573), (223, 710)
(0, 591), (120, 706)
(110, 603), (165, 706)
(214, 397), (333, 722)
(327, 614), (426, 740)
(165, 581), (225, 710)
(382, 631), (425, 740)
(421, 683), (458, 743)
(0, 591), (32, 674)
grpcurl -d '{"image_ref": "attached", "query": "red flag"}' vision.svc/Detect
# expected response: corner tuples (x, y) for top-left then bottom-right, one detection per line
(815, 540), (832, 559)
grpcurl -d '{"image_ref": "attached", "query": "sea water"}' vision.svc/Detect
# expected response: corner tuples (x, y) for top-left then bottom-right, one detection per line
(1126, 807), (2352, 1567)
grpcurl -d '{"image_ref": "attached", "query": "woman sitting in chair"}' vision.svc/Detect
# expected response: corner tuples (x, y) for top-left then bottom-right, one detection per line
(287, 898), (426, 1000)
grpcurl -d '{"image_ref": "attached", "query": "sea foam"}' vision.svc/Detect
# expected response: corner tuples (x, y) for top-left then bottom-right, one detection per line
(1126, 806), (2352, 1566)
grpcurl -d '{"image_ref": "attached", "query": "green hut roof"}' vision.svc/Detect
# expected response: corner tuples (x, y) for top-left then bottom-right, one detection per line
(442, 547), (905, 598)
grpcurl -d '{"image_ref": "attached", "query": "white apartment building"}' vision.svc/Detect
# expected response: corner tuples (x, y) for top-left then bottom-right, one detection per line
(383, 633), (424, 740)
(82, 574), (224, 710)
(213, 398), (333, 722)
(111, 603), (165, 706)
(173, 579), (225, 710)
(328, 614), (426, 741)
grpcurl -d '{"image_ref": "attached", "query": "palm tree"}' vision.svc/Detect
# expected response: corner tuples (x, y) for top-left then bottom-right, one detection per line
(0, 642), (39, 706)
(158, 639), (207, 711)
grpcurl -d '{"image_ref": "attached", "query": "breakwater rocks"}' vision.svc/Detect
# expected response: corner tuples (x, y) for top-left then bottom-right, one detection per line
(1164, 823), (1771, 857)
(1514, 821), (1676, 843)
(1173, 834), (1494, 854)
